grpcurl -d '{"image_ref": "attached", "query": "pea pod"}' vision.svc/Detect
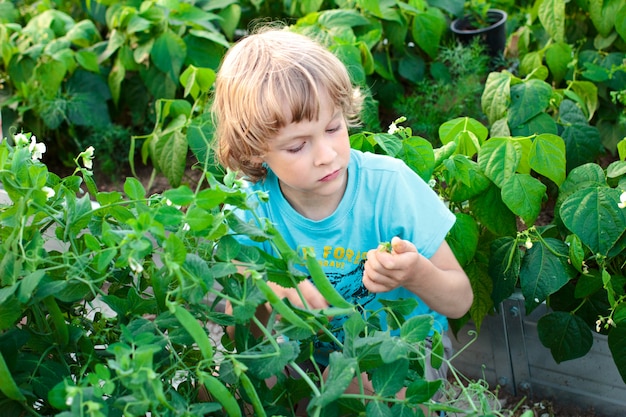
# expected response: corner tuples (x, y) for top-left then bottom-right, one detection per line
(254, 278), (313, 334)
(43, 296), (69, 347)
(172, 305), (214, 361)
(305, 252), (353, 309)
(0, 352), (26, 401)
(239, 372), (266, 417)
(199, 372), (242, 417)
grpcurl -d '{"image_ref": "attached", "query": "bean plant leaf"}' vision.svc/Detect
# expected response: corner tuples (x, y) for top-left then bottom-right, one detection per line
(617, 4), (626, 42)
(447, 213), (479, 267)
(545, 42), (572, 84)
(372, 357), (408, 397)
(609, 323), (626, 384)
(538, 0), (565, 42)
(379, 337), (408, 363)
(520, 238), (575, 313)
(561, 124), (603, 172)
(152, 30), (187, 82)
(589, 0), (621, 37)
(507, 79), (553, 128)
(478, 137), (521, 188)
(489, 237), (521, 307)
(560, 187), (626, 256)
(155, 130), (188, 187)
(469, 183), (517, 236)
(309, 353), (357, 409)
(501, 173), (547, 226)
(481, 71), (511, 125)
(398, 136), (434, 182)
(411, 8), (446, 59)
(538, 311), (593, 363)
(405, 378), (442, 404)
(465, 260), (494, 332)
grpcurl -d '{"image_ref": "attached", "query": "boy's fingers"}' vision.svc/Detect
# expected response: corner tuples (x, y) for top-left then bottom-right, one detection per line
(391, 237), (417, 254)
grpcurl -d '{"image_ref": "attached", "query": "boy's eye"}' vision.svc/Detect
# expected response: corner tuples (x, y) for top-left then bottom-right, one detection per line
(326, 125), (340, 133)
(287, 142), (305, 153)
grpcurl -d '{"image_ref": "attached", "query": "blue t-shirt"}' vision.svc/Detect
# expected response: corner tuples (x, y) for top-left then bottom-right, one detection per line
(236, 149), (456, 364)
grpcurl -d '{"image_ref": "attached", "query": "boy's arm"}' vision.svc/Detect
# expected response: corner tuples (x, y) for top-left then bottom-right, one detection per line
(362, 237), (473, 319)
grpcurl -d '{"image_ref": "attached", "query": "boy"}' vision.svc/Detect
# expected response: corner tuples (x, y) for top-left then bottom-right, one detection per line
(212, 27), (473, 397)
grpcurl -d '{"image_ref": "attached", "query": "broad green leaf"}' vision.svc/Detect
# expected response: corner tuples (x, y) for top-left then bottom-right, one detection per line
(545, 42), (572, 84)
(151, 30), (186, 82)
(405, 378), (442, 404)
(469, 183), (517, 236)
(370, 133), (402, 156)
(379, 338), (408, 364)
(508, 79), (553, 128)
(411, 8), (446, 59)
(239, 342), (299, 380)
(617, 4), (626, 42)
(481, 72), (511, 124)
(398, 53), (425, 84)
(164, 233), (187, 266)
(185, 207), (213, 232)
(538, 0), (565, 42)
(574, 270), (603, 298)
(510, 112), (558, 137)
(489, 237), (521, 306)
(567, 80), (598, 121)
(372, 357), (408, 397)
(561, 124), (603, 171)
(560, 187), (626, 256)
(187, 112), (215, 170)
(538, 312), (593, 363)
(217, 4), (241, 40)
(501, 174), (546, 226)
(309, 354), (357, 408)
(529, 134), (566, 186)
(477, 137), (521, 188)
(215, 235), (241, 261)
(589, 0), (621, 37)
(400, 314), (433, 343)
(445, 157), (491, 202)
(608, 323), (626, 384)
(155, 130), (188, 187)
(447, 213), (479, 267)
(123, 177), (145, 200)
(465, 260), (494, 332)
(37, 60), (67, 100)
(397, 136), (434, 182)
(365, 402), (394, 417)
(65, 19), (101, 47)
(318, 9), (371, 27)
(520, 238), (574, 313)
(439, 117), (488, 158)
(519, 52), (544, 78)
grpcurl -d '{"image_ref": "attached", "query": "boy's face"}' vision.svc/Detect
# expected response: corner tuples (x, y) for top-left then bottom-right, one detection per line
(262, 90), (351, 219)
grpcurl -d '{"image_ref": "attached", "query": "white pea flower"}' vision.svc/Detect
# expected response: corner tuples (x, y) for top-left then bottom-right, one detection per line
(182, 223), (190, 232)
(14, 132), (29, 146)
(28, 136), (46, 161)
(387, 122), (399, 135)
(42, 186), (55, 199)
(428, 179), (437, 188)
(608, 318), (615, 327)
(128, 257), (144, 274)
(80, 146), (95, 169)
(524, 237), (533, 249)
(618, 191), (626, 209)
(596, 319), (603, 333)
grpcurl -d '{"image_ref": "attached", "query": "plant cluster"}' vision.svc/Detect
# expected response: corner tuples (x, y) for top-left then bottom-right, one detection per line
(0, 130), (511, 416)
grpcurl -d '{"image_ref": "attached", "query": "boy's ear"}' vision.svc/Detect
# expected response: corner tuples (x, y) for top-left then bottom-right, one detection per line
(249, 156), (264, 164)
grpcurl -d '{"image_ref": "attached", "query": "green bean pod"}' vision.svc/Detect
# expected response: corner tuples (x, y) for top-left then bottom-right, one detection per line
(305, 252), (353, 309)
(0, 352), (26, 401)
(172, 305), (214, 361)
(254, 278), (313, 334)
(239, 372), (266, 417)
(199, 372), (242, 417)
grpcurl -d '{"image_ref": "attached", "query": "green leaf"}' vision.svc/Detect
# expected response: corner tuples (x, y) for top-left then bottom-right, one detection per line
(411, 9), (446, 59)
(152, 30), (187, 82)
(481, 71), (511, 125)
(405, 378), (442, 404)
(478, 137), (521, 188)
(155, 130), (188, 187)
(370, 133), (402, 156)
(379, 338), (409, 363)
(520, 238), (574, 313)
(538, 312), (593, 363)
(567, 80), (598, 121)
(545, 42), (572, 84)
(501, 173), (546, 226)
(239, 342), (300, 379)
(560, 187), (626, 256)
(561, 124), (603, 172)
(489, 237), (521, 306)
(465, 260), (494, 332)
(309, 353), (357, 409)
(124, 177), (146, 200)
(365, 401), (394, 417)
(469, 183), (517, 236)
(447, 213), (479, 267)
(318, 9), (371, 28)
(608, 323), (626, 384)
(589, 0), (621, 37)
(508, 79), (553, 128)
(400, 314), (434, 343)
(538, 0), (565, 42)
(617, 4), (626, 42)
(397, 136), (434, 182)
(372, 357), (408, 397)
(529, 134), (566, 186)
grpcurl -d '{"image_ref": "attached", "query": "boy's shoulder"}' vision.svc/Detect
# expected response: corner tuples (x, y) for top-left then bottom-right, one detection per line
(351, 149), (407, 173)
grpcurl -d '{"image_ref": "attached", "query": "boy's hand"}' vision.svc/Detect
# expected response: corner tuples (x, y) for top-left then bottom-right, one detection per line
(362, 236), (420, 292)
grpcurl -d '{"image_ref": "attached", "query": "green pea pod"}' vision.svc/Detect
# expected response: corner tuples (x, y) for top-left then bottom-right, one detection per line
(0, 352), (26, 401)
(173, 305), (214, 361)
(305, 252), (353, 309)
(239, 372), (266, 417)
(199, 372), (242, 417)
(255, 278), (313, 334)
(43, 296), (69, 347)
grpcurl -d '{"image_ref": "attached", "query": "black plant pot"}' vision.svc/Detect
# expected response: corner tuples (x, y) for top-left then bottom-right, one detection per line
(450, 9), (507, 57)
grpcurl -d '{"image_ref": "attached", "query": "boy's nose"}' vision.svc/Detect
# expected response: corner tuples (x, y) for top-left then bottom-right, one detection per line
(313, 139), (336, 166)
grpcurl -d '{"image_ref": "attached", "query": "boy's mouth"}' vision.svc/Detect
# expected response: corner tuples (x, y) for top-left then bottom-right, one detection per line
(320, 168), (341, 182)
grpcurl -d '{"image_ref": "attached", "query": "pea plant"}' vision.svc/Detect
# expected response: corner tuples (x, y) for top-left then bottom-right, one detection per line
(352, 116), (626, 384)
(0, 131), (506, 417)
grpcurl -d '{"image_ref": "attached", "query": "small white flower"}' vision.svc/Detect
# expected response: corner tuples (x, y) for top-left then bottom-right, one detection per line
(42, 186), (55, 199)
(182, 223), (190, 232)
(618, 191), (626, 209)
(14, 133), (29, 146)
(28, 136), (46, 161)
(128, 257), (144, 274)
(524, 237), (533, 249)
(387, 122), (399, 135)
(428, 179), (437, 188)
(534, 297), (539, 303)
(80, 146), (95, 169)
(596, 319), (603, 333)
(608, 318), (615, 327)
